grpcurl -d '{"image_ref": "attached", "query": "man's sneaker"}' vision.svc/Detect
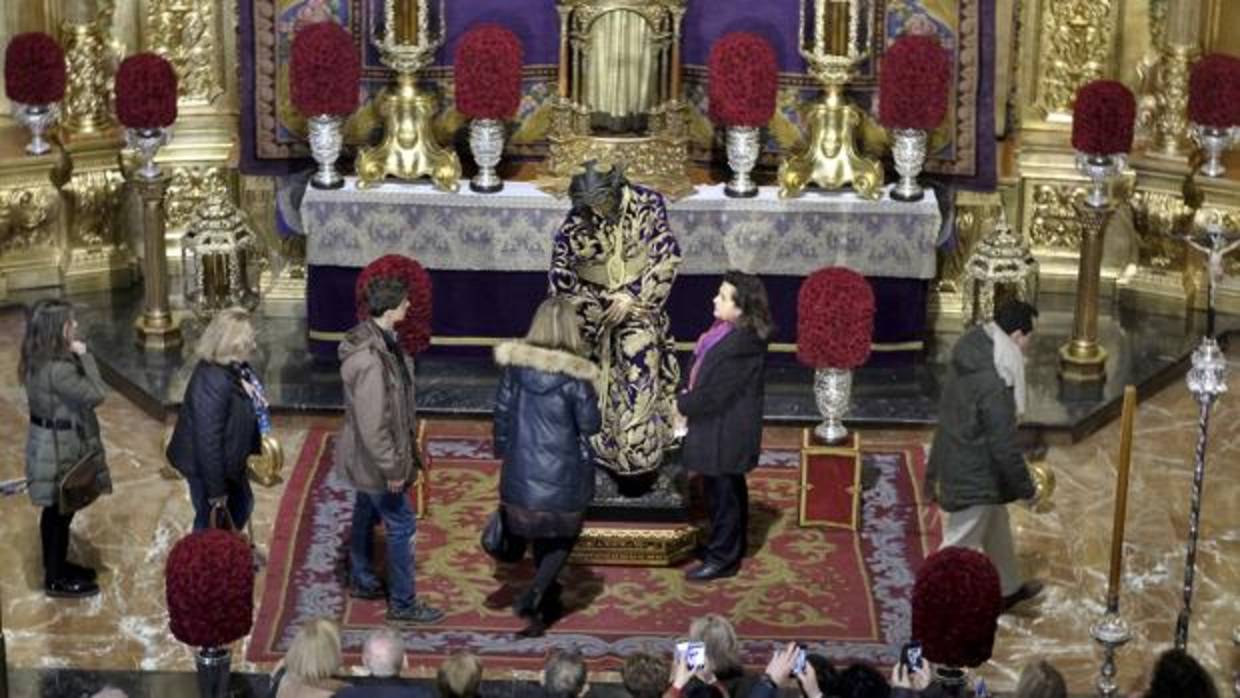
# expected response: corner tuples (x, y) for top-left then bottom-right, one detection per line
(1002, 579), (1044, 612)
(349, 583), (386, 601)
(386, 599), (445, 625)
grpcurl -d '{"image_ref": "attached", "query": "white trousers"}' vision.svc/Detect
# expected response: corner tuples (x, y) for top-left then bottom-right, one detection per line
(940, 504), (1022, 596)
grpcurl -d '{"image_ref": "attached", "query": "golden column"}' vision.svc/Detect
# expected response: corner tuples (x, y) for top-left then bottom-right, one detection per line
(355, 0), (460, 190)
(1147, 0), (1203, 159)
(134, 173), (181, 350)
(1058, 197), (1116, 381)
(60, 0), (115, 138)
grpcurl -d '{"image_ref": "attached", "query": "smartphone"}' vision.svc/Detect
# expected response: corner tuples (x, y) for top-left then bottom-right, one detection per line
(975, 678), (990, 698)
(792, 646), (807, 675)
(900, 641), (923, 672)
(676, 641), (706, 670)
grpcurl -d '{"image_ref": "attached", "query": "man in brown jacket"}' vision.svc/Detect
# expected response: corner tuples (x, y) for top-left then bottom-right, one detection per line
(337, 276), (443, 625)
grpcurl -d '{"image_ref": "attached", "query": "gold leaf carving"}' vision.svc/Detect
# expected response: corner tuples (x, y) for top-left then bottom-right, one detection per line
(1028, 183), (1087, 250)
(0, 188), (60, 254)
(165, 167), (230, 231)
(147, 0), (223, 104)
(1033, 0), (1117, 119)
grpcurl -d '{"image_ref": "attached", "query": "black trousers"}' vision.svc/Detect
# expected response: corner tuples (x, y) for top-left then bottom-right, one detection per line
(702, 474), (749, 568)
(40, 506), (76, 583)
(529, 536), (574, 608)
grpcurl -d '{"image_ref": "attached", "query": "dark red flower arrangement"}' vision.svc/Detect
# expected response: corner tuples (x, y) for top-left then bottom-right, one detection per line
(290, 21), (361, 117)
(4, 33), (66, 105)
(707, 32), (779, 128)
(912, 547), (1002, 668)
(796, 267), (875, 369)
(165, 529), (254, 648)
(115, 53), (178, 129)
(454, 24), (524, 121)
(355, 254), (433, 356)
(1188, 53), (1240, 129)
(878, 35), (952, 130)
(1071, 80), (1136, 155)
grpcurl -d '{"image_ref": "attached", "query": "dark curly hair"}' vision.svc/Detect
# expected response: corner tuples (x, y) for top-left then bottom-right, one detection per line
(723, 270), (773, 341)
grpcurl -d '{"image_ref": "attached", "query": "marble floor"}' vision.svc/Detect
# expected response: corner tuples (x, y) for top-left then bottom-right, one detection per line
(1, 305), (1238, 695)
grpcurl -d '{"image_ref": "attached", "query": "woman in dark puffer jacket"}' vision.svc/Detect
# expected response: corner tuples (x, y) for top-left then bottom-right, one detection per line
(493, 297), (601, 638)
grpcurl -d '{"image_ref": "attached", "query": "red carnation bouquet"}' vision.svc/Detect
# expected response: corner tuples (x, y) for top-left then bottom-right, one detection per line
(708, 32), (779, 128)
(355, 254), (433, 356)
(912, 547), (1002, 668)
(1188, 53), (1240, 129)
(4, 32), (66, 105)
(115, 53), (178, 129)
(165, 529), (254, 648)
(797, 267), (875, 369)
(290, 21), (361, 117)
(878, 34), (951, 130)
(1071, 80), (1135, 154)
(454, 24), (524, 121)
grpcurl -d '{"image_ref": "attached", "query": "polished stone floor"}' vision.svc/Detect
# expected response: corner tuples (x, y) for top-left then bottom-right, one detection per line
(1, 301), (1238, 695)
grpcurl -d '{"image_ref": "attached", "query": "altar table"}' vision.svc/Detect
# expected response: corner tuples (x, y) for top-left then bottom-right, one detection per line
(302, 179), (942, 360)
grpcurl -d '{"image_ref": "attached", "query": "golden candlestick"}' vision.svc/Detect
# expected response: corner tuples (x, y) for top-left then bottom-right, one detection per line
(1106, 386), (1137, 610)
(779, 0), (882, 199)
(357, 0), (460, 190)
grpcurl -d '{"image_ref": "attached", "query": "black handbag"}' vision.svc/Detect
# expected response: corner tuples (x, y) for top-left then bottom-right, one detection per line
(48, 372), (107, 515)
(480, 508), (526, 563)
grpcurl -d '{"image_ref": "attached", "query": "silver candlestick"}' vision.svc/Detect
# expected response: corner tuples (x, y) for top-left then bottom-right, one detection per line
(1176, 336), (1227, 649)
(1091, 612), (1132, 697)
(1190, 124), (1236, 178)
(890, 128), (927, 202)
(125, 127), (171, 180)
(813, 367), (852, 443)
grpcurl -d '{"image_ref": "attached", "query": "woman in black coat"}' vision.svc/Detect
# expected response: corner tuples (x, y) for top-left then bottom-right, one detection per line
(167, 308), (266, 531)
(676, 271), (772, 582)
(493, 297), (602, 637)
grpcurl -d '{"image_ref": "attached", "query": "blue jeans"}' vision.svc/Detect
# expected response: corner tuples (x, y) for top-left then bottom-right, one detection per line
(187, 476), (253, 532)
(350, 488), (416, 609)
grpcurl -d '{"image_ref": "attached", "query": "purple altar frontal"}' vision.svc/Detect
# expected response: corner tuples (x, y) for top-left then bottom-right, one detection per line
(303, 179), (942, 362)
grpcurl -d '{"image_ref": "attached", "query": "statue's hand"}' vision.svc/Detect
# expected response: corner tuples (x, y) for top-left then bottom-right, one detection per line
(602, 292), (635, 325)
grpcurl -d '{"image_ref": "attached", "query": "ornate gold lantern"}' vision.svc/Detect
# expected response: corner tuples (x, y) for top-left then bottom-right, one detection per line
(778, 0), (883, 199)
(355, 0), (461, 190)
(542, 0), (693, 199)
(181, 193), (261, 319)
(960, 210), (1040, 326)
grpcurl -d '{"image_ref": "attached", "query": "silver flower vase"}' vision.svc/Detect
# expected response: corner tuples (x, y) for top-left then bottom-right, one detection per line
(125, 127), (171, 180)
(194, 645), (230, 698)
(1075, 152), (1126, 209)
(1191, 124), (1236, 178)
(813, 367), (852, 444)
(14, 102), (59, 156)
(469, 118), (505, 193)
(725, 126), (760, 198)
(307, 115), (345, 190)
(891, 128), (927, 202)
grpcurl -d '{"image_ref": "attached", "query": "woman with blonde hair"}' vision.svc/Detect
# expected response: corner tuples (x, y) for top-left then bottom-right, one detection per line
(272, 618), (348, 697)
(167, 308), (270, 530)
(688, 613), (749, 693)
(492, 296), (601, 637)
(21, 298), (111, 598)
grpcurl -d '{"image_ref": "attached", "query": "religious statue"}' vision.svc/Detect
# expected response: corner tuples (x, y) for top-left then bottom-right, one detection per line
(549, 162), (681, 475)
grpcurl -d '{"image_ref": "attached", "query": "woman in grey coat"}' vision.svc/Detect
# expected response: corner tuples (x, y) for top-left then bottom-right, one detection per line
(21, 299), (110, 598)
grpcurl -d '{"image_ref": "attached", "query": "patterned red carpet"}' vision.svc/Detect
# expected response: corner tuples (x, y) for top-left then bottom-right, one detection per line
(248, 423), (940, 672)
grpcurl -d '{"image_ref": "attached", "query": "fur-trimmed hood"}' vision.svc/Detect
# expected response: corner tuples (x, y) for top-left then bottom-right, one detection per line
(494, 342), (600, 393)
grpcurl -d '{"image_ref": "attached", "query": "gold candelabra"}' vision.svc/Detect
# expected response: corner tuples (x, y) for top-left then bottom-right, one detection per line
(355, 0), (461, 190)
(778, 0), (882, 199)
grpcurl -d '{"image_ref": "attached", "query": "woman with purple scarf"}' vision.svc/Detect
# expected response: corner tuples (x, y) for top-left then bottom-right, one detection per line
(675, 271), (772, 582)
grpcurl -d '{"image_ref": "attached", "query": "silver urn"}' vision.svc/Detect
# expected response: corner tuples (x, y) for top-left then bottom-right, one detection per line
(14, 102), (59, 156)
(725, 126), (760, 198)
(1191, 124), (1237, 178)
(307, 115), (345, 189)
(1075, 152), (1126, 209)
(813, 367), (853, 444)
(890, 128), (927, 202)
(468, 118), (505, 193)
(125, 126), (171, 180)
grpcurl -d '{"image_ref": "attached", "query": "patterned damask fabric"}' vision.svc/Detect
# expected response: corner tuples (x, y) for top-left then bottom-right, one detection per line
(550, 185), (681, 475)
(304, 181), (941, 279)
